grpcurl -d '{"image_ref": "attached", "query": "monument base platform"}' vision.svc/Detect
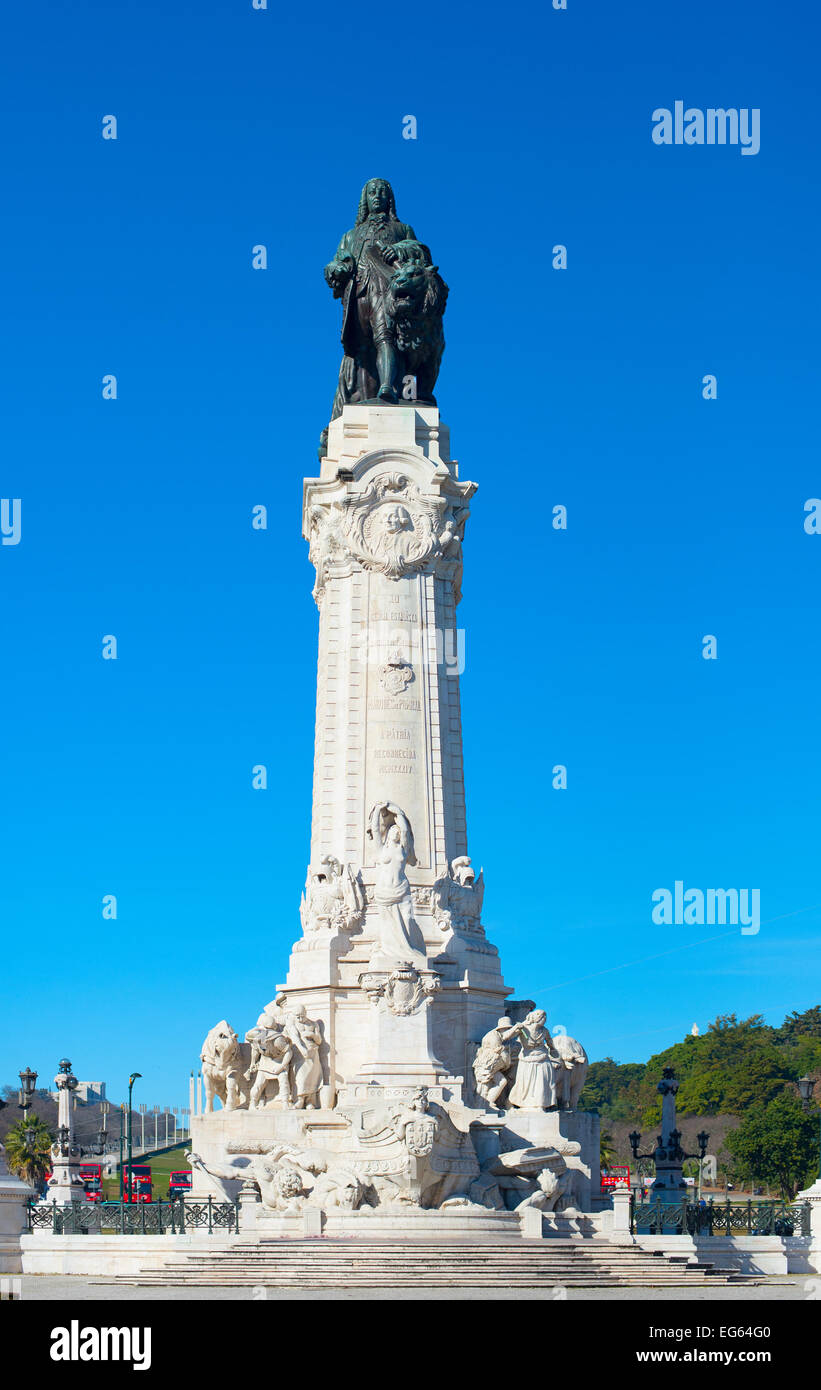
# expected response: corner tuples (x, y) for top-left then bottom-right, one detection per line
(188, 1099), (601, 1221)
(247, 1206), (523, 1239)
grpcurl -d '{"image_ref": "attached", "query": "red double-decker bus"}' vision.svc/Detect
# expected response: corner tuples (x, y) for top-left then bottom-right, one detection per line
(79, 1163), (103, 1202)
(168, 1170), (192, 1200)
(123, 1164), (152, 1203)
(601, 1164), (631, 1189)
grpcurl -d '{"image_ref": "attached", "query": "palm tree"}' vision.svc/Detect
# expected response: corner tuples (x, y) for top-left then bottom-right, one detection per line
(600, 1130), (616, 1170)
(3, 1115), (54, 1192)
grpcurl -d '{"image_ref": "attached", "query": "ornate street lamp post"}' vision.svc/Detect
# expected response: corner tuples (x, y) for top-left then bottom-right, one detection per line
(17, 1067), (39, 1157)
(696, 1131), (710, 1202)
(798, 1076), (821, 1181)
(18, 1067), (38, 1114)
(126, 1073), (141, 1203)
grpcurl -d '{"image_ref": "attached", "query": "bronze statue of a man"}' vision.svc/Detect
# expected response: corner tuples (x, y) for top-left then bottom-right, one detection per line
(322, 179), (448, 441)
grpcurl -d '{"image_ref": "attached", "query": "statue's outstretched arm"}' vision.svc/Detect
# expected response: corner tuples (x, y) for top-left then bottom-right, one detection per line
(187, 1151), (251, 1182)
(501, 1023), (524, 1043)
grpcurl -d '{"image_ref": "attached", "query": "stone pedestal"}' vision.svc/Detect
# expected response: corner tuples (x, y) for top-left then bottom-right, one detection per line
(44, 1155), (86, 1206)
(0, 1145), (34, 1274)
(520, 1207), (544, 1239)
(608, 1188), (635, 1246)
(353, 964), (450, 1088)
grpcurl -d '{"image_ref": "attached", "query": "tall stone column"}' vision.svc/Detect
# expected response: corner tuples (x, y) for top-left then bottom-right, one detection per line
(281, 404), (511, 1100)
(45, 1059), (85, 1204)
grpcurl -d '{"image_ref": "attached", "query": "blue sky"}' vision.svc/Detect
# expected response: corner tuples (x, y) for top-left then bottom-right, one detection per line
(1, 0), (819, 1107)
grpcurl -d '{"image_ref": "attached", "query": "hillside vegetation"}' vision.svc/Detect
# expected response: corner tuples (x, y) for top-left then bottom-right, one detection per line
(580, 1007), (821, 1125)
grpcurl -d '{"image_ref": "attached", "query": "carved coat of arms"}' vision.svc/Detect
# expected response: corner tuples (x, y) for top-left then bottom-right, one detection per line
(402, 1115), (438, 1158)
(360, 962), (440, 1016)
(379, 653), (414, 696)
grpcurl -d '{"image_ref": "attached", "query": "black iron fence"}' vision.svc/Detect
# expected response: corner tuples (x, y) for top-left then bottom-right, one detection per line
(631, 1194), (810, 1237)
(27, 1197), (239, 1235)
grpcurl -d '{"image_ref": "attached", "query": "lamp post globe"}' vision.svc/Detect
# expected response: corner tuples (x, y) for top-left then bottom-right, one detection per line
(18, 1066), (38, 1111)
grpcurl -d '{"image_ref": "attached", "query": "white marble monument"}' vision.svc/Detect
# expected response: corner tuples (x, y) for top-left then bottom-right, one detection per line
(188, 402), (599, 1232)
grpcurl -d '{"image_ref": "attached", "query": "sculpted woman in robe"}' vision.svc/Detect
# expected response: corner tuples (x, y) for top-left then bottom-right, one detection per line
(503, 1010), (561, 1111)
(284, 1005), (323, 1109)
(368, 802), (427, 968)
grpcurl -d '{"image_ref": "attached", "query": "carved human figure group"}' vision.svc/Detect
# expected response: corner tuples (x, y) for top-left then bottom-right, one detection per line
(473, 1012), (589, 1112)
(200, 1000), (323, 1114)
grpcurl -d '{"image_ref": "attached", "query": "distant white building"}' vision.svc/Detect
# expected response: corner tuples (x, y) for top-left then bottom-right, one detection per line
(76, 1081), (106, 1104)
(49, 1080), (106, 1104)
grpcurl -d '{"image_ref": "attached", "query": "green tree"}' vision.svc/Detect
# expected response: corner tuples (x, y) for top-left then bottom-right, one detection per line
(785, 1039), (821, 1080)
(580, 1059), (644, 1121)
(779, 1006), (821, 1040)
(3, 1114), (54, 1191)
(571, 1009), (821, 1134)
(600, 1130), (616, 1169)
(723, 1093), (818, 1200)
(722, 1048), (791, 1112)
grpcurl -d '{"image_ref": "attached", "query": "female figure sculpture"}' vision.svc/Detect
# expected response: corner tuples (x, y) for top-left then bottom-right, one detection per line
(285, 1006), (323, 1109)
(368, 802), (427, 967)
(503, 1010), (561, 1111)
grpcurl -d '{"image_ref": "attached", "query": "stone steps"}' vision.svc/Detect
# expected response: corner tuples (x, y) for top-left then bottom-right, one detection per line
(119, 1275), (733, 1287)
(106, 1238), (748, 1287)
